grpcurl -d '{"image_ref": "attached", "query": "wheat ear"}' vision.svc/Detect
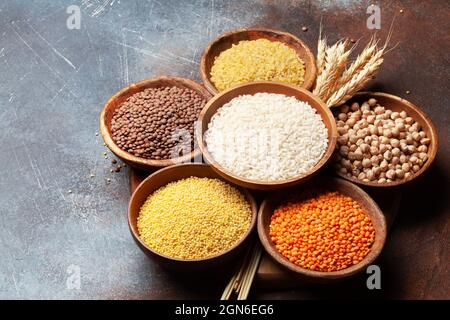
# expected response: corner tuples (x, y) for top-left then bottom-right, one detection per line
(326, 48), (384, 107)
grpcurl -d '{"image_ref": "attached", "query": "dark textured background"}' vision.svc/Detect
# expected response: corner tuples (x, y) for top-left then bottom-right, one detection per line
(0, 0), (448, 299)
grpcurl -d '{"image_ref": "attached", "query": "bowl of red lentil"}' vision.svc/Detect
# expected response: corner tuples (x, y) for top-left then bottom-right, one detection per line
(257, 176), (387, 280)
(128, 163), (258, 271)
(100, 76), (213, 171)
(200, 28), (317, 95)
(332, 92), (439, 188)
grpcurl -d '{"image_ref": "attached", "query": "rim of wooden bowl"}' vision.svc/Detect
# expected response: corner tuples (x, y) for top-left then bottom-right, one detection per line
(200, 27), (317, 95)
(196, 81), (338, 191)
(100, 76), (213, 171)
(128, 163), (258, 264)
(257, 176), (387, 280)
(334, 92), (439, 188)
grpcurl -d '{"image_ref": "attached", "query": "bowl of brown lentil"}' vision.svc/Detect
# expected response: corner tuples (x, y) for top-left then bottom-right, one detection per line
(257, 176), (387, 280)
(100, 76), (213, 171)
(196, 81), (338, 191)
(200, 28), (317, 95)
(128, 163), (258, 271)
(332, 92), (438, 187)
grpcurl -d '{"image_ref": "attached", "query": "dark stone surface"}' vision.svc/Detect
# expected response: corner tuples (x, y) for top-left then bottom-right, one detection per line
(0, 0), (448, 299)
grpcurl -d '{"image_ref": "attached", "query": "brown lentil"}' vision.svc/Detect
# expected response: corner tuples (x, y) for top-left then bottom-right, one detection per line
(111, 86), (206, 160)
(270, 191), (375, 272)
(137, 177), (252, 260)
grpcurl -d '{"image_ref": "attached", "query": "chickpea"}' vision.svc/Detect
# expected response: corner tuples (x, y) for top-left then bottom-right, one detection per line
(418, 145), (427, 153)
(337, 127), (347, 135)
(419, 152), (428, 161)
(339, 146), (349, 157)
(400, 110), (407, 119)
(350, 102), (360, 111)
(358, 172), (366, 180)
(361, 102), (370, 112)
(338, 135), (349, 145)
(412, 165), (420, 173)
(383, 129), (393, 138)
(391, 127), (400, 137)
(353, 160), (363, 169)
(351, 110), (362, 120)
(405, 117), (414, 125)
(372, 166), (381, 176)
(419, 131), (426, 138)
(390, 112), (400, 120)
(354, 148), (364, 160)
(367, 98), (376, 106)
(380, 136), (390, 145)
(386, 169), (396, 180)
(371, 155), (380, 165)
(413, 122), (422, 131)
(361, 158), (371, 168)
(410, 156), (418, 164)
(352, 168), (361, 176)
(390, 138), (400, 148)
(412, 132), (421, 141)
(396, 169), (405, 179)
(399, 154), (408, 164)
(371, 139), (379, 147)
(346, 118), (356, 127)
(405, 172), (412, 179)
(374, 106), (384, 115)
(392, 147), (401, 157)
(367, 115), (376, 124)
(398, 132), (407, 139)
(379, 143), (388, 154)
(378, 178), (387, 183)
(366, 169), (375, 181)
(380, 160), (389, 172)
(338, 113), (348, 121)
(406, 145), (416, 154)
(374, 119), (382, 126)
(341, 159), (352, 169)
(391, 156), (400, 165)
(384, 150), (393, 161)
(396, 122), (406, 132)
(360, 143), (370, 153)
(340, 104), (350, 113)
(370, 146), (379, 156)
(420, 138), (431, 145)
(349, 135), (358, 144)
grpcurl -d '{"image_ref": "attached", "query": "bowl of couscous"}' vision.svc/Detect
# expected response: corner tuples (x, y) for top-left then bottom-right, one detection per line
(200, 28), (317, 95)
(128, 163), (258, 271)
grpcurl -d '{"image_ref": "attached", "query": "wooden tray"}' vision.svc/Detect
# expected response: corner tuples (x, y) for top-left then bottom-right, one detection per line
(129, 169), (401, 288)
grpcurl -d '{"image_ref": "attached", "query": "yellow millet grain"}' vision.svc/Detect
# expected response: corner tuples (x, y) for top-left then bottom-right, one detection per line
(210, 38), (306, 91)
(137, 177), (252, 260)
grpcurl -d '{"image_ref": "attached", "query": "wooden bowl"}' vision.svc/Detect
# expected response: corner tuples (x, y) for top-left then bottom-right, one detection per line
(200, 28), (317, 95)
(257, 176), (387, 280)
(100, 76), (213, 171)
(196, 82), (338, 191)
(128, 163), (258, 271)
(334, 92), (439, 188)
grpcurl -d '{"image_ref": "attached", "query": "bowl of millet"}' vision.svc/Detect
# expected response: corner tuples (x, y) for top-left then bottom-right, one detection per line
(128, 163), (258, 271)
(100, 76), (213, 171)
(257, 176), (387, 281)
(332, 92), (438, 187)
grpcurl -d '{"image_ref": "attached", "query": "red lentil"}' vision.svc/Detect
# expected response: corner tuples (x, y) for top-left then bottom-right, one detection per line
(269, 191), (375, 272)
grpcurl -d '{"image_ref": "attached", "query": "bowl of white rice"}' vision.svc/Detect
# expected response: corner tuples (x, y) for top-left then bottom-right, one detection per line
(197, 82), (338, 190)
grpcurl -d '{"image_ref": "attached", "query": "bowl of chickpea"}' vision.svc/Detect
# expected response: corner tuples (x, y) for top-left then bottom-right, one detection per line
(331, 92), (438, 187)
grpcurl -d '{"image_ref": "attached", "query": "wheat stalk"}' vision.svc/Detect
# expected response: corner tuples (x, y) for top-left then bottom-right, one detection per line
(326, 48), (384, 107)
(313, 41), (341, 99)
(323, 40), (352, 101)
(338, 36), (378, 87)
